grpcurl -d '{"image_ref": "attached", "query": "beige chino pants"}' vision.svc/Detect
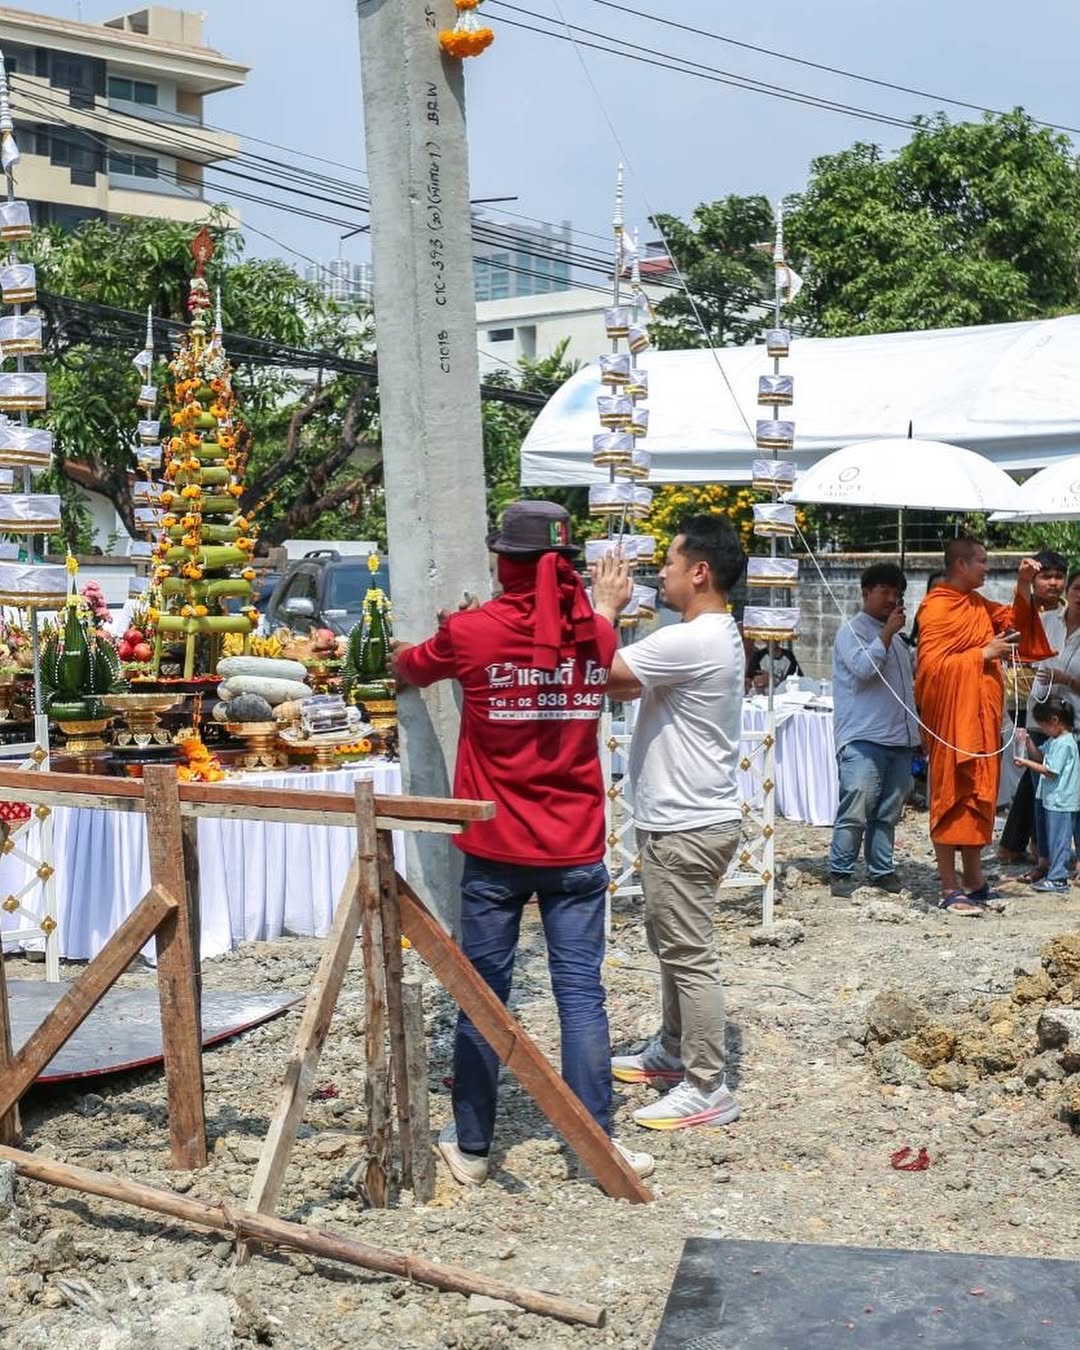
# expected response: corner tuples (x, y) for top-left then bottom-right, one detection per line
(638, 821), (741, 1090)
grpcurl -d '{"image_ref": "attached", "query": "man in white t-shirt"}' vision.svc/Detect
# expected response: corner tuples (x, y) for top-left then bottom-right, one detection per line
(592, 515), (746, 1131)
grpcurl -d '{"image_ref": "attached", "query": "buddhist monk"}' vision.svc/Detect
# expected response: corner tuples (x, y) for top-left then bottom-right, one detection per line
(914, 537), (1053, 913)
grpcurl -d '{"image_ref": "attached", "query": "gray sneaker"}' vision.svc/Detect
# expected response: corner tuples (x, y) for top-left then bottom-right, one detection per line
(611, 1035), (684, 1085)
(632, 1079), (741, 1132)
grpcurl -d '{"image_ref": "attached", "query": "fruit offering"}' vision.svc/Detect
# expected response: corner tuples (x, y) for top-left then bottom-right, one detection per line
(150, 228), (260, 679)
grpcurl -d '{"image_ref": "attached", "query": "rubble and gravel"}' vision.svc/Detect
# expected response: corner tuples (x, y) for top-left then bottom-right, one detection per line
(2, 810), (1079, 1349)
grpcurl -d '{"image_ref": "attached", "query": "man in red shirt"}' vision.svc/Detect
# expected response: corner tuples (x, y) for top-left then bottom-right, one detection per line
(393, 500), (653, 1186)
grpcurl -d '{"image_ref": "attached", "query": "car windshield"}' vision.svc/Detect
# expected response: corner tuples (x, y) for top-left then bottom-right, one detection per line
(326, 564), (379, 612)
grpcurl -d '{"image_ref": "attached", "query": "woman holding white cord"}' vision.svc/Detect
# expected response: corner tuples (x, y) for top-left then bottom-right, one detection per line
(1026, 567), (1080, 881)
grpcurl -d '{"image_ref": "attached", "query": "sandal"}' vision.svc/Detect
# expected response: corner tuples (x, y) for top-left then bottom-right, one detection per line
(964, 882), (1006, 913)
(1020, 868), (1047, 883)
(936, 889), (982, 916)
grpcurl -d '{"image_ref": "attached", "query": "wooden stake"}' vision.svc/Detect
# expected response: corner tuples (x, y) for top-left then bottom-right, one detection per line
(143, 765), (207, 1171)
(238, 852), (362, 1265)
(356, 782), (390, 1206)
(0, 885), (177, 1121)
(0, 949), (21, 1145)
(0, 1144), (605, 1327)
(401, 976), (435, 1203)
(378, 828), (412, 1189)
(395, 874), (652, 1205)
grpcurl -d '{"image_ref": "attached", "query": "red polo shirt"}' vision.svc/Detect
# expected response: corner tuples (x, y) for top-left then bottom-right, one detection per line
(396, 601), (616, 866)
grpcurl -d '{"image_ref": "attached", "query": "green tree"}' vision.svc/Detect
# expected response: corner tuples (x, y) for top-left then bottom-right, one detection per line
(785, 110), (1080, 336)
(648, 195), (775, 350)
(27, 210), (380, 548)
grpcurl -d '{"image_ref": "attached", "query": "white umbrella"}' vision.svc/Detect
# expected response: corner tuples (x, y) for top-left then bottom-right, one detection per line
(988, 454), (1080, 521)
(786, 438), (1026, 514)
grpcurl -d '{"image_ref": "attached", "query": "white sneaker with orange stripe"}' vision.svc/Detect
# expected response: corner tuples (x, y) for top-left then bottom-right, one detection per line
(632, 1078), (740, 1131)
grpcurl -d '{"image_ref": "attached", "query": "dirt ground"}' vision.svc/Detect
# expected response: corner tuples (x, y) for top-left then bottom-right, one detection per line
(2, 809), (1079, 1350)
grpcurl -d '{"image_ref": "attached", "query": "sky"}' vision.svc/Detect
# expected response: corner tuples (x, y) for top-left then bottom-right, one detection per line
(8, 0), (1080, 275)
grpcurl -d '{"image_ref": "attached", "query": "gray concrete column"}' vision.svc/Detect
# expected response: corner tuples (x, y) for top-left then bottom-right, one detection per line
(357, 0), (491, 929)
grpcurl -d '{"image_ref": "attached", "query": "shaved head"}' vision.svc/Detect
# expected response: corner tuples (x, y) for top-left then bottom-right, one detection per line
(944, 535), (984, 571)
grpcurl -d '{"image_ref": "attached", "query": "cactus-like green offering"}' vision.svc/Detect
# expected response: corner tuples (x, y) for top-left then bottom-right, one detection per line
(41, 568), (123, 719)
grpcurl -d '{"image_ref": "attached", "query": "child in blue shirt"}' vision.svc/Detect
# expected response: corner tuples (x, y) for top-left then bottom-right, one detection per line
(1015, 696), (1080, 893)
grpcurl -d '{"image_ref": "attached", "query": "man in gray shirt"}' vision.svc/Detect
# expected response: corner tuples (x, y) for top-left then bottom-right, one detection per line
(828, 562), (920, 898)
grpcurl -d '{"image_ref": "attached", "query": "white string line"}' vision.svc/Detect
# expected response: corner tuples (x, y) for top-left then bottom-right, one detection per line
(548, 0), (758, 443)
(794, 523), (1030, 760)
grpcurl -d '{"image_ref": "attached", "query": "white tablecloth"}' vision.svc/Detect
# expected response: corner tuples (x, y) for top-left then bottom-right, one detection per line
(740, 700), (839, 827)
(0, 762), (403, 962)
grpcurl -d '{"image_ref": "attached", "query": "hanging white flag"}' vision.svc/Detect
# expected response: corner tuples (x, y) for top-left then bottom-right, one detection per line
(777, 262), (803, 302)
(1, 130), (20, 172)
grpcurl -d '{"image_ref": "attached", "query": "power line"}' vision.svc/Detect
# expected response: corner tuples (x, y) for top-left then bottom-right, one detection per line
(488, 2), (919, 131)
(579, 0), (1080, 138)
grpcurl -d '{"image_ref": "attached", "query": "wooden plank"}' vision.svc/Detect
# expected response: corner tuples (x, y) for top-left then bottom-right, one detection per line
(0, 947), (21, 1145)
(180, 802), (465, 833)
(238, 852), (363, 1265)
(401, 977), (435, 1203)
(0, 886), (176, 1119)
(395, 874), (652, 1205)
(357, 781), (391, 1207)
(0, 1144), (605, 1328)
(0, 767), (494, 829)
(143, 766), (207, 1171)
(378, 829), (412, 1188)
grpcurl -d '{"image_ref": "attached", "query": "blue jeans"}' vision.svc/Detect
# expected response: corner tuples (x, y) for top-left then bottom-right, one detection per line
(1034, 804), (1078, 884)
(828, 740), (914, 879)
(452, 855), (611, 1155)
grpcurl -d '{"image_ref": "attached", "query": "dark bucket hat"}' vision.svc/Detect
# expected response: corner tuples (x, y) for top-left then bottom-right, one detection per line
(486, 500), (580, 556)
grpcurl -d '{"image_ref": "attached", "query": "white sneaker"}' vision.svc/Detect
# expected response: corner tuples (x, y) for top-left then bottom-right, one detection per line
(632, 1078), (740, 1132)
(611, 1035), (684, 1085)
(579, 1137), (656, 1182)
(437, 1123), (489, 1187)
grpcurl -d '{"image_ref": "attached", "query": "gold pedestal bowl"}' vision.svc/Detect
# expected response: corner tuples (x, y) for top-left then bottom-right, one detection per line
(227, 721), (288, 772)
(101, 692), (182, 750)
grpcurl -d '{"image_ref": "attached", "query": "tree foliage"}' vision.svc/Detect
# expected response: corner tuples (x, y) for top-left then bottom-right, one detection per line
(648, 195), (774, 350)
(785, 110), (1080, 337)
(26, 210), (381, 549)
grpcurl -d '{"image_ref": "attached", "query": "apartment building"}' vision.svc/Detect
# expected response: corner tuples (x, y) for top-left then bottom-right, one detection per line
(0, 4), (247, 229)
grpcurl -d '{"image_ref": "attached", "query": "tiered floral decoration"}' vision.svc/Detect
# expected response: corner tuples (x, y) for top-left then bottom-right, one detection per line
(439, 0), (495, 57)
(151, 228), (258, 679)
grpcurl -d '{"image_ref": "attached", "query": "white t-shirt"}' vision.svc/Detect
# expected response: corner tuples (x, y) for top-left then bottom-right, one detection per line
(621, 611), (744, 832)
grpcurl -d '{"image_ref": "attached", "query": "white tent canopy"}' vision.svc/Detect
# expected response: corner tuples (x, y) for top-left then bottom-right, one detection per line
(520, 315), (1080, 486)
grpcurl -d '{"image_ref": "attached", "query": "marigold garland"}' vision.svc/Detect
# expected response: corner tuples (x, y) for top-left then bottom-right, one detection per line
(439, 0), (494, 58)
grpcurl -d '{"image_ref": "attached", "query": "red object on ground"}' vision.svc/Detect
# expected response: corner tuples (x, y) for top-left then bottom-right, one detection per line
(310, 1083), (339, 1101)
(890, 1146), (931, 1171)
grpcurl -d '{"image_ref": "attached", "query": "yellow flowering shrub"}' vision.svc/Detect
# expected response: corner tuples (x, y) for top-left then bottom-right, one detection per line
(644, 484), (807, 559)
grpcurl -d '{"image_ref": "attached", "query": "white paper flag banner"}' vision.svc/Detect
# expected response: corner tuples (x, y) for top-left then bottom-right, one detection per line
(133, 348), (153, 373)
(0, 493), (61, 532)
(756, 419), (795, 451)
(0, 371), (46, 410)
(0, 263), (35, 304)
(585, 537), (633, 563)
(758, 373), (794, 406)
(752, 502), (796, 536)
(134, 506), (162, 531)
(614, 448), (651, 480)
(137, 419), (161, 445)
(592, 432), (633, 466)
(765, 328), (790, 358)
(589, 481), (634, 514)
(0, 200), (30, 240)
(599, 353), (631, 386)
(135, 445), (162, 470)
(0, 562), (68, 608)
(629, 407), (649, 438)
(132, 481), (165, 506)
(0, 314), (42, 355)
(632, 485), (653, 517)
(128, 541), (154, 559)
(604, 306), (631, 338)
(627, 324), (650, 356)
(129, 575), (149, 598)
(751, 458), (797, 491)
(597, 394), (633, 429)
(0, 130), (19, 173)
(624, 533), (656, 560)
(0, 423), (52, 468)
(137, 384), (157, 409)
(747, 556), (800, 586)
(0, 468), (12, 491)
(626, 367), (649, 398)
(743, 605), (800, 640)
(632, 584), (657, 616)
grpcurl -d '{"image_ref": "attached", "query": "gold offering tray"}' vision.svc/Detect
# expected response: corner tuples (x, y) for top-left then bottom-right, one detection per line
(101, 691), (181, 749)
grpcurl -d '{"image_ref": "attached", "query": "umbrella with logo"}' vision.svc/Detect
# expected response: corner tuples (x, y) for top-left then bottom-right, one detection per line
(988, 454), (1080, 522)
(786, 436), (1026, 566)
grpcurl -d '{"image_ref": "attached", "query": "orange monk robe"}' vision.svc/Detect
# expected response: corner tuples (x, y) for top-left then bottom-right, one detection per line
(914, 586), (1054, 846)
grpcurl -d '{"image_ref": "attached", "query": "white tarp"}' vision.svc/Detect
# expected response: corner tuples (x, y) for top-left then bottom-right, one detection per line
(520, 315), (1080, 486)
